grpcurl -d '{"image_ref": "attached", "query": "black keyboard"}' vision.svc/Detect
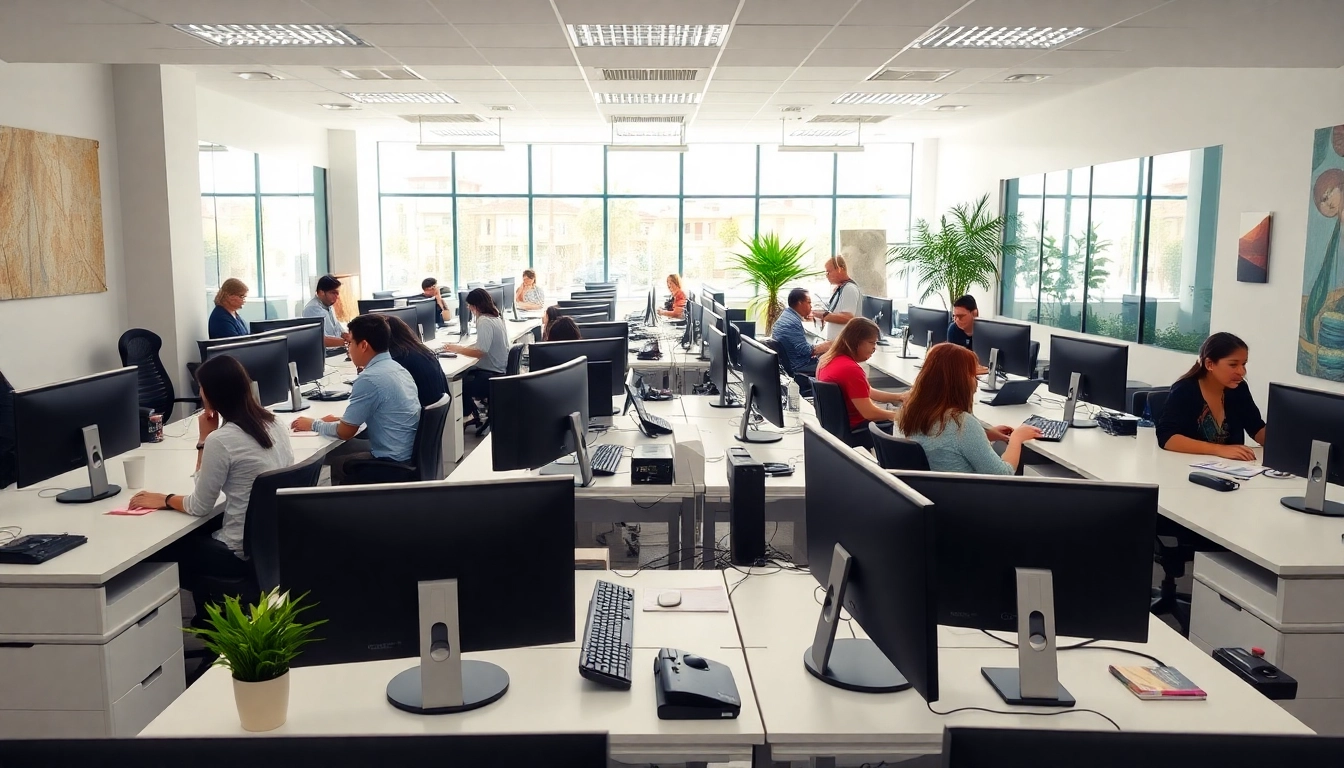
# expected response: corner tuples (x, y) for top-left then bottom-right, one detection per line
(579, 580), (635, 689)
(591, 444), (624, 476)
(1024, 414), (1068, 442)
(0, 534), (87, 564)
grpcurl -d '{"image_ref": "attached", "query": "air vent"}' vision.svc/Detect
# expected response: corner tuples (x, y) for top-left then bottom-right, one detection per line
(595, 92), (700, 105)
(809, 115), (890, 124)
(399, 114), (484, 123)
(611, 115), (684, 124)
(779, 105), (806, 113)
(489, 105), (515, 111)
(330, 67), (423, 81)
(868, 69), (955, 82)
(601, 68), (699, 81)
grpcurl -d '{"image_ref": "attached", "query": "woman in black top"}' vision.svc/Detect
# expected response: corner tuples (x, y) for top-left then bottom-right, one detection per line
(1156, 332), (1267, 461)
(386, 317), (449, 407)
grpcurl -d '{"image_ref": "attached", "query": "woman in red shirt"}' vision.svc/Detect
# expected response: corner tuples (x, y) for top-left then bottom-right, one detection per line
(817, 317), (908, 428)
(657, 273), (687, 319)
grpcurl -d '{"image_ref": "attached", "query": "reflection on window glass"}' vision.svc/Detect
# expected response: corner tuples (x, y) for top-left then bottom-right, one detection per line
(259, 156), (314, 194)
(456, 197), (531, 285)
(684, 145), (755, 195)
(759, 149), (833, 195)
(535, 198), (603, 292)
(607, 199), (679, 292)
(607, 151), (679, 195)
(260, 197), (317, 318)
(683, 198), (754, 297)
(532, 145), (603, 194)
(455, 145), (528, 194)
(1143, 149), (1211, 353)
(381, 197), (454, 294)
(837, 144), (913, 195)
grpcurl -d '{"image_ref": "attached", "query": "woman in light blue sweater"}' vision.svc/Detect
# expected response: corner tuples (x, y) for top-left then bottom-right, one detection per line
(897, 343), (1040, 474)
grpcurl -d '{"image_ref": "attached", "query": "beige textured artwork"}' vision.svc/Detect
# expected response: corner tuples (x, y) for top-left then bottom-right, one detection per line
(0, 125), (106, 300)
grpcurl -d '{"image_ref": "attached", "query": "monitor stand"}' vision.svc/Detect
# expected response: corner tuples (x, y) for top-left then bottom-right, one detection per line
(735, 388), (782, 444)
(697, 336), (711, 362)
(274, 363), (310, 413)
(979, 348), (1001, 393)
(981, 567), (1075, 707)
(1062, 372), (1098, 428)
(894, 325), (919, 359)
(1281, 440), (1344, 517)
(57, 424), (121, 504)
(804, 543), (909, 693)
(537, 412), (595, 487)
(387, 579), (510, 715)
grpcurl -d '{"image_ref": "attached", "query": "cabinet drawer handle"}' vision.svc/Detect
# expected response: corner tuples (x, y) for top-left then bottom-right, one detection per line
(1219, 594), (1244, 611)
(141, 666), (163, 687)
(136, 607), (160, 627)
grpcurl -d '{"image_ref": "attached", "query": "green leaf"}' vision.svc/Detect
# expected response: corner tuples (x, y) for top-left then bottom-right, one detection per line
(887, 193), (1020, 308)
(727, 232), (820, 333)
(183, 589), (327, 683)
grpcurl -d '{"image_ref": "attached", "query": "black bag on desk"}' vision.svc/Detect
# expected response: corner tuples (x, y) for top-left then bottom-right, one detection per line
(0, 369), (14, 489)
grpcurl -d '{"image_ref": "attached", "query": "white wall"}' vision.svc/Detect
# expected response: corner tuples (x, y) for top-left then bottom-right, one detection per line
(937, 67), (1344, 405)
(0, 63), (126, 389)
(195, 88), (328, 169)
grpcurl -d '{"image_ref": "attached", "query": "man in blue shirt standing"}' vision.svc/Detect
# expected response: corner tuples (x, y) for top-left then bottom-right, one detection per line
(302, 274), (351, 350)
(773, 288), (832, 377)
(291, 315), (420, 485)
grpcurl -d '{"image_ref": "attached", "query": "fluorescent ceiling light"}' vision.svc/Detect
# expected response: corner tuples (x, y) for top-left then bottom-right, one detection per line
(343, 92), (458, 104)
(430, 128), (499, 138)
(790, 128), (856, 138)
(234, 71), (280, 80)
(595, 92), (700, 105)
(833, 92), (942, 106)
(172, 24), (367, 47)
(1003, 73), (1051, 83)
(613, 124), (684, 138)
(934, 105), (968, 111)
(569, 24), (727, 47)
(319, 103), (360, 111)
(915, 26), (1089, 49)
(778, 145), (864, 153)
(489, 105), (515, 111)
(416, 144), (506, 152)
(606, 144), (689, 152)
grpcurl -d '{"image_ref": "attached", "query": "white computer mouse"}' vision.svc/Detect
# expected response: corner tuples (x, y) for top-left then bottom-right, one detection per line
(657, 590), (682, 608)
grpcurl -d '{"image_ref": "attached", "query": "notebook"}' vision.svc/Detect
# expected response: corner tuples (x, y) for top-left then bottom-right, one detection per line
(1109, 665), (1206, 700)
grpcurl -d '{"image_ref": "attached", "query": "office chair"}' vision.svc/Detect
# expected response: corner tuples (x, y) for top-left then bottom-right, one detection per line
(341, 395), (452, 484)
(868, 422), (931, 470)
(1131, 387), (1171, 420)
(764, 337), (812, 397)
(809, 378), (872, 448)
(506, 343), (525, 376)
(117, 329), (201, 422)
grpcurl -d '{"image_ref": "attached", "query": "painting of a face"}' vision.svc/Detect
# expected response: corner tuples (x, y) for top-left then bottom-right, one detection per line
(1320, 185), (1344, 219)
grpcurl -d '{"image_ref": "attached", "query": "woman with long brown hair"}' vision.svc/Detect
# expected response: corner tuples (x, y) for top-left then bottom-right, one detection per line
(898, 343), (1040, 474)
(1156, 332), (1266, 460)
(817, 317), (907, 427)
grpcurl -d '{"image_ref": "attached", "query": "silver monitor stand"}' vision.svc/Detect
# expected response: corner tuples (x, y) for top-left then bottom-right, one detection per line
(981, 567), (1076, 707)
(538, 412), (596, 487)
(980, 348), (1001, 393)
(1062, 371), (1099, 428)
(895, 324), (918, 359)
(1280, 440), (1344, 517)
(56, 424), (120, 504)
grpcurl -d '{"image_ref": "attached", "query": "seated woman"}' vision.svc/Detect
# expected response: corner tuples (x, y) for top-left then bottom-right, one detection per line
(816, 318), (909, 429)
(898, 343), (1040, 475)
(544, 316), (581, 342)
(1157, 332), (1266, 461)
(516, 269), (545, 311)
(442, 288), (509, 433)
(386, 316), (449, 407)
(656, 273), (687, 320)
(207, 278), (249, 339)
(132, 356), (294, 614)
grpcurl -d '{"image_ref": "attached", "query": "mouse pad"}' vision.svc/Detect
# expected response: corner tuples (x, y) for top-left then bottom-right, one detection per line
(642, 586), (730, 612)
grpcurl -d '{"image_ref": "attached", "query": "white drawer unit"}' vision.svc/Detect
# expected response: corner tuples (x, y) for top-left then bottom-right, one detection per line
(0, 561), (179, 641)
(1195, 551), (1344, 625)
(446, 376), (465, 463)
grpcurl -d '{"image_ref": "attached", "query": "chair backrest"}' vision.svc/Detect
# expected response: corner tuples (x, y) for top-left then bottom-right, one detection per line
(809, 378), (851, 441)
(1130, 387), (1170, 419)
(1147, 389), (1170, 421)
(242, 450), (326, 592)
(118, 328), (176, 419)
(506, 343), (525, 376)
(762, 337), (792, 375)
(412, 395), (452, 481)
(868, 422), (931, 470)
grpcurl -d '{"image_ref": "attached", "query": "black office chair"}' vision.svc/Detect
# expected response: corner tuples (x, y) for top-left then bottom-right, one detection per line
(765, 336), (812, 397)
(1131, 387), (1170, 420)
(341, 395), (452, 484)
(506, 343), (525, 376)
(118, 329), (200, 421)
(810, 378), (872, 448)
(868, 422), (931, 470)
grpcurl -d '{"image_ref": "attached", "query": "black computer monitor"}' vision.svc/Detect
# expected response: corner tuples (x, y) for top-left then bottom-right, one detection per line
(860, 295), (895, 343)
(586, 281), (617, 291)
(1264, 383), (1344, 517)
(1047, 334), (1129, 428)
(701, 284), (725, 308)
(558, 299), (615, 323)
(803, 423), (938, 699)
(686, 298), (704, 348)
(13, 367), (139, 503)
(368, 304), (421, 336)
(357, 298), (396, 314)
(971, 317), (1033, 386)
(484, 284), (506, 316)
(894, 470), (1156, 707)
(406, 297), (439, 342)
(274, 477), (575, 715)
(197, 330), (277, 362)
(941, 727), (1344, 768)
(250, 317), (325, 387)
(726, 319), (745, 371)
(586, 361), (614, 426)
(711, 301), (728, 330)
(907, 305), (950, 350)
(489, 357), (593, 487)
(529, 337), (628, 411)
(498, 279), (517, 320)
(203, 336), (290, 407)
(575, 320), (629, 341)
(456, 290), (472, 336)
(724, 308), (747, 323)
(737, 336), (784, 444)
(704, 318), (738, 409)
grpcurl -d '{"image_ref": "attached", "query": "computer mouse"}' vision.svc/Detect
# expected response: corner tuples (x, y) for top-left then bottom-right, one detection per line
(657, 590), (682, 608)
(681, 654), (709, 670)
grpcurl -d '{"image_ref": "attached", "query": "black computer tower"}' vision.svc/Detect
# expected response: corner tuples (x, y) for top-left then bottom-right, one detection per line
(726, 447), (766, 566)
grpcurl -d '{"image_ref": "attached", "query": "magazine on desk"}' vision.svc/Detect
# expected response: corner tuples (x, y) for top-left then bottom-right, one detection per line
(1188, 460), (1266, 480)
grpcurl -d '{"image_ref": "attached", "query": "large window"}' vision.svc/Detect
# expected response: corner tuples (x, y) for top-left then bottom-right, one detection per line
(1002, 147), (1221, 353)
(200, 144), (328, 322)
(377, 144), (914, 301)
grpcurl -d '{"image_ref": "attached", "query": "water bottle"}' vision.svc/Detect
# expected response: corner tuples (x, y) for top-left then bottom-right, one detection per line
(786, 378), (800, 412)
(1138, 398), (1154, 428)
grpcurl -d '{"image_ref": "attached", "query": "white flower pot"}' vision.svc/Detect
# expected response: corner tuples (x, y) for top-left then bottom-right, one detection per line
(233, 671), (290, 732)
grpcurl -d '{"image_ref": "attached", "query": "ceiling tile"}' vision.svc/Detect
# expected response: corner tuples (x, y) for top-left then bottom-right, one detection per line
(736, 0), (854, 25)
(474, 47), (579, 66)
(248, 47), (402, 66)
(573, 48), (719, 68)
(553, 0), (738, 24)
(884, 48), (1043, 68)
(508, 79), (592, 92)
(818, 26), (928, 49)
(103, 0), (331, 24)
(789, 67), (874, 81)
(716, 48), (808, 67)
(942, 0), (1170, 28)
(775, 80), (853, 94)
(0, 0), (152, 24)
(382, 47), (490, 65)
(345, 24), (469, 47)
(409, 65), (509, 79)
(454, 24), (569, 48)
(840, 0), (969, 26)
(728, 25), (833, 50)
(712, 66), (798, 81)
(707, 81), (786, 94)
(305, 0), (448, 24)
(429, 0), (557, 25)
(510, 66), (588, 79)
(801, 49), (897, 68)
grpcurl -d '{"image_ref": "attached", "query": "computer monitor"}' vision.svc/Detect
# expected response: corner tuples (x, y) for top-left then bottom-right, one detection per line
(13, 367), (139, 503)
(941, 727), (1344, 768)
(406, 297), (439, 342)
(971, 317), (1033, 391)
(572, 289), (616, 299)
(274, 477), (575, 714)
(483, 284), (506, 317)
(489, 357), (594, 487)
(1264, 383), (1344, 517)
(644, 287), (658, 327)
(724, 308), (747, 323)
(703, 319), (738, 409)
(1047, 334), (1129, 428)
(575, 320), (629, 341)
(467, 281), (485, 290)
(586, 361), (614, 427)
(737, 336), (784, 444)
(456, 290), (472, 336)
(529, 337), (628, 412)
(684, 298), (704, 351)
(803, 423), (938, 699)
(250, 317), (325, 384)
(368, 304), (421, 335)
(894, 470), (1156, 707)
(372, 290), (397, 300)
(500, 275), (515, 286)
(498, 279), (518, 321)
(586, 281), (617, 291)
(558, 299), (615, 323)
(203, 336), (291, 408)
(711, 301), (728, 330)
(860, 295), (895, 345)
(726, 319), (745, 371)
(701, 284), (725, 308)
(906, 306), (950, 353)
(357, 298), (396, 314)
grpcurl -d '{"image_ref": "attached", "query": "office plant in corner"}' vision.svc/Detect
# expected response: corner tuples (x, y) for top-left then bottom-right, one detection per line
(185, 588), (325, 732)
(729, 231), (818, 334)
(887, 193), (1026, 309)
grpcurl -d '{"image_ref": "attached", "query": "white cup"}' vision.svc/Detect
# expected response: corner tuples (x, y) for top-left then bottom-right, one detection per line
(123, 456), (146, 490)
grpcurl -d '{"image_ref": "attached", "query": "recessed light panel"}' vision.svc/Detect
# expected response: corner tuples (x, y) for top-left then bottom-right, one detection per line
(431, 128), (499, 138)
(342, 92), (458, 104)
(790, 129), (856, 138)
(832, 92), (942, 106)
(595, 92), (701, 105)
(934, 105), (968, 111)
(319, 103), (360, 111)
(173, 24), (367, 47)
(569, 25), (727, 47)
(1003, 73), (1051, 83)
(914, 26), (1088, 49)
(234, 71), (280, 80)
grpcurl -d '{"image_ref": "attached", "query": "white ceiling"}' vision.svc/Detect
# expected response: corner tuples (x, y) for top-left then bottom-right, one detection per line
(1, 0), (1341, 142)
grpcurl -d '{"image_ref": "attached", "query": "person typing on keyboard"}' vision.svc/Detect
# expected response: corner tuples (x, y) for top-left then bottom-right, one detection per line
(898, 344), (1041, 475)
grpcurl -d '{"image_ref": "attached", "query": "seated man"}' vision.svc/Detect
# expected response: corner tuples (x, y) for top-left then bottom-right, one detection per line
(773, 288), (831, 376)
(422, 276), (450, 327)
(291, 315), (420, 485)
(303, 274), (351, 350)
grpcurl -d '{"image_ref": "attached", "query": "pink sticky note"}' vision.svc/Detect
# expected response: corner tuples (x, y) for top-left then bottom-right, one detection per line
(107, 506), (157, 516)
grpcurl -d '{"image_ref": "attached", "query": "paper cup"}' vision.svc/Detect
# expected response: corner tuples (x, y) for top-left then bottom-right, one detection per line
(123, 456), (146, 490)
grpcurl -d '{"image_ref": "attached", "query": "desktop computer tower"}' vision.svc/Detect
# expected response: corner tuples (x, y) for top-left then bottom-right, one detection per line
(726, 447), (766, 566)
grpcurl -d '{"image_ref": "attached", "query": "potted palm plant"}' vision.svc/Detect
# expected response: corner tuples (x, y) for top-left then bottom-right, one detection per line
(185, 588), (325, 732)
(887, 193), (1027, 308)
(728, 232), (819, 334)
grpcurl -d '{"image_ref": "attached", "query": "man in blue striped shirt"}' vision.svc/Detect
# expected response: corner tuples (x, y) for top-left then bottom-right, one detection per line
(772, 288), (832, 376)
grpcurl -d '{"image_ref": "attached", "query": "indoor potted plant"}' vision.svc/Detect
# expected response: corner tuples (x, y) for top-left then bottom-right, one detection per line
(185, 588), (325, 732)
(728, 231), (819, 334)
(887, 193), (1026, 309)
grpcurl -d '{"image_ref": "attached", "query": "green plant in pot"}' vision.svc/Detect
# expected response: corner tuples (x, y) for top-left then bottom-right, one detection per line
(728, 232), (818, 334)
(185, 588), (325, 732)
(887, 193), (1027, 309)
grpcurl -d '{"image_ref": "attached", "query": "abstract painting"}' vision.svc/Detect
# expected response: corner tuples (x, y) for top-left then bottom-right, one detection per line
(1299, 124), (1344, 382)
(0, 125), (106, 301)
(1237, 212), (1271, 283)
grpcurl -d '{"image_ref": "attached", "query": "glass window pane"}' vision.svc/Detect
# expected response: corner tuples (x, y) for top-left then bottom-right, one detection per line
(202, 196), (259, 318)
(1044, 168), (1068, 196)
(1002, 188), (1043, 323)
(455, 145), (528, 194)
(1084, 196), (1146, 343)
(1035, 195), (1084, 331)
(760, 149), (833, 195)
(684, 145), (755, 195)
(378, 142), (452, 193)
(836, 144), (912, 195)
(259, 156), (313, 194)
(1018, 173), (1044, 196)
(607, 150), (679, 195)
(759, 198), (833, 277)
(534, 198), (604, 293)
(1143, 148), (1210, 353)
(380, 197), (454, 294)
(455, 197), (530, 285)
(606, 199), (679, 295)
(531, 145), (603, 194)
(1092, 158), (1143, 196)
(682, 198), (754, 296)
(259, 197), (317, 319)
(199, 146), (255, 194)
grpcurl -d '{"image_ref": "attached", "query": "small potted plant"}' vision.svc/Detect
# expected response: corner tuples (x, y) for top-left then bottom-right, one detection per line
(185, 588), (325, 732)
